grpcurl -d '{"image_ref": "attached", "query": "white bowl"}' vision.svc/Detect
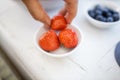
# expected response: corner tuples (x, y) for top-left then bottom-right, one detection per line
(86, 1), (120, 28)
(34, 24), (82, 58)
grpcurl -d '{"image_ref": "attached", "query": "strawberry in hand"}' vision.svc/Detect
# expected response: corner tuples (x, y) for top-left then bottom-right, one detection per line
(51, 15), (67, 30)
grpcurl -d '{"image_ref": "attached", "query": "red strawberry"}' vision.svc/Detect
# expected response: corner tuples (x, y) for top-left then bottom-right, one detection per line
(39, 30), (60, 51)
(59, 29), (78, 48)
(51, 15), (67, 30)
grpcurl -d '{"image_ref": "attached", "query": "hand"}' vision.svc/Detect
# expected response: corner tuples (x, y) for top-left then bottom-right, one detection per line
(22, 0), (51, 27)
(22, 0), (78, 26)
(59, 0), (78, 23)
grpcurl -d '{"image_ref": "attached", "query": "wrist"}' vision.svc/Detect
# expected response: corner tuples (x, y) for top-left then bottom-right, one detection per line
(64, 0), (78, 3)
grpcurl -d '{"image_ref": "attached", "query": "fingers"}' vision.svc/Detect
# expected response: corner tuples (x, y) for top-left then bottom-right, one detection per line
(22, 0), (51, 26)
(58, 7), (67, 16)
(61, 0), (78, 24)
(22, 0), (78, 26)
(65, 2), (77, 23)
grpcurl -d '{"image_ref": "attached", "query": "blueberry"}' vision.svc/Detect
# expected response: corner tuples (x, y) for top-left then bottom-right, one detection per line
(102, 8), (109, 13)
(96, 15), (107, 22)
(96, 15), (104, 21)
(107, 17), (114, 22)
(102, 8), (109, 17)
(106, 12), (112, 17)
(95, 9), (102, 15)
(88, 10), (95, 18)
(107, 8), (114, 14)
(113, 13), (120, 21)
(94, 5), (102, 11)
(102, 12), (107, 18)
(102, 17), (107, 22)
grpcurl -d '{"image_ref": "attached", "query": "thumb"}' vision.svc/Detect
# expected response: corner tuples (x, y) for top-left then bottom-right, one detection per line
(64, 0), (78, 23)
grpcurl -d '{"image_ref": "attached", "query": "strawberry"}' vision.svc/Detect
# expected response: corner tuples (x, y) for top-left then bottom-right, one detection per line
(51, 15), (67, 30)
(39, 30), (60, 51)
(59, 29), (78, 48)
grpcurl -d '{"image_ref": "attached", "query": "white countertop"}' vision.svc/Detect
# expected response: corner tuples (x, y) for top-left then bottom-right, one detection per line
(0, 0), (120, 80)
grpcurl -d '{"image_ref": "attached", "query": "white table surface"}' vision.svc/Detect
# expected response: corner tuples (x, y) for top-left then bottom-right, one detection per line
(0, 0), (120, 80)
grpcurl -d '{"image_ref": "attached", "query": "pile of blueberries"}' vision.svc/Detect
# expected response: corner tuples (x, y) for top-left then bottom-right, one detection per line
(88, 5), (120, 22)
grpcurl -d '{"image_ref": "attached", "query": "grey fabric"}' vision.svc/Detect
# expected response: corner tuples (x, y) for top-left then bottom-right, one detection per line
(115, 41), (120, 67)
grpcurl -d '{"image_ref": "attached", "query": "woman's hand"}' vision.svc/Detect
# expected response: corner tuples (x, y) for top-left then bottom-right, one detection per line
(22, 0), (78, 26)
(59, 0), (78, 23)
